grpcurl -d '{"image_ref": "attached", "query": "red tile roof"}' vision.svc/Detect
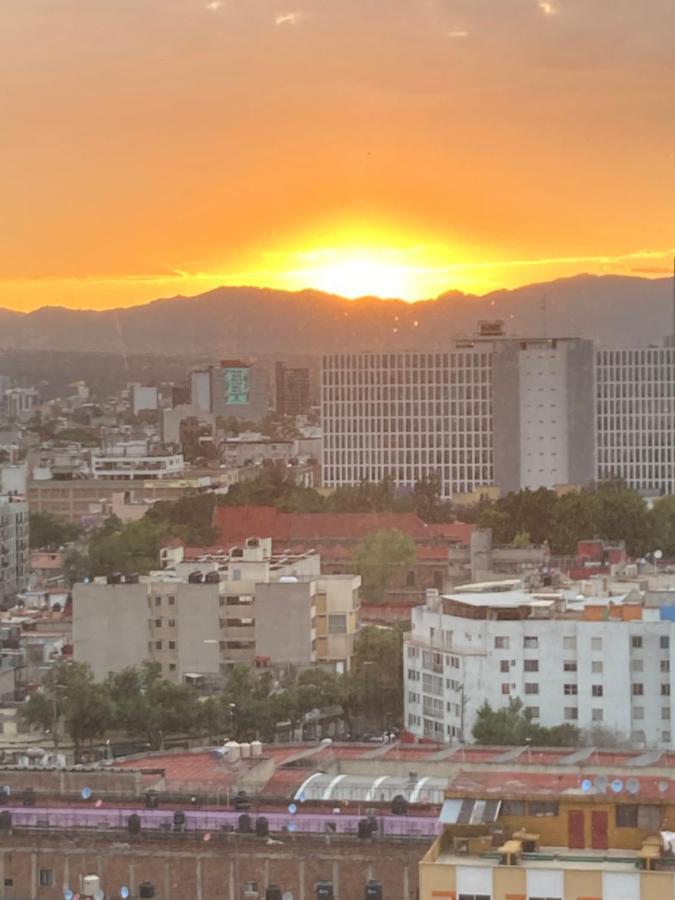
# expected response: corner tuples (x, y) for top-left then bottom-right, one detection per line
(212, 506), (437, 544)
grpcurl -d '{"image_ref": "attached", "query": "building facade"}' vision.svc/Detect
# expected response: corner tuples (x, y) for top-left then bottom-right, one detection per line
(73, 539), (360, 682)
(404, 586), (675, 748)
(596, 346), (675, 494)
(275, 362), (311, 416)
(420, 776), (675, 900)
(321, 338), (595, 499)
(0, 497), (29, 607)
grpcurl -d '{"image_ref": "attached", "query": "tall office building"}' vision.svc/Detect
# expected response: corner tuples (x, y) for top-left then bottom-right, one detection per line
(0, 497), (29, 607)
(190, 361), (269, 422)
(321, 337), (595, 498)
(595, 347), (675, 494)
(275, 362), (311, 416)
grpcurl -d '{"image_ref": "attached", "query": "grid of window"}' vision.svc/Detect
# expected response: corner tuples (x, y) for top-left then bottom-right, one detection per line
(321, 350), (493, 497)
(596, 348), (675, 492)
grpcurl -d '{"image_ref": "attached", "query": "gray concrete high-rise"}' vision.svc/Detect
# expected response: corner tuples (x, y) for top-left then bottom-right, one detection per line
(321, 337), (595, 499)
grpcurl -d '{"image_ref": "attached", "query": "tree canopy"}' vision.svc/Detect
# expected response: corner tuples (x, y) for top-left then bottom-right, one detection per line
(352, 529), (417, 601)
(29, 512), (81, 550)
(473, 698), (579, 747)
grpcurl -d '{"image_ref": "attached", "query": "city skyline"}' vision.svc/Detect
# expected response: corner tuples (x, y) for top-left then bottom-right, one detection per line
(3, 0), (675, 310)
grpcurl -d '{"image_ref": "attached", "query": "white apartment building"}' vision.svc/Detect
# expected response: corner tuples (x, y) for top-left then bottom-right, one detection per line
(404, 586), (675, 749)
(596, 347), (675, 494)
(91, 449), (184, 480)
(322, 338), (595, 497)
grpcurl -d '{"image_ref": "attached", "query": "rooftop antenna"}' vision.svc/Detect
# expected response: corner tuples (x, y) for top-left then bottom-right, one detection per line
(541, 294), (548, 338)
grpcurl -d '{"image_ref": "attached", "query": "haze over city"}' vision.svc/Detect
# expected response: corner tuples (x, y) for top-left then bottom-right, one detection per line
(2, 0), (675, 310)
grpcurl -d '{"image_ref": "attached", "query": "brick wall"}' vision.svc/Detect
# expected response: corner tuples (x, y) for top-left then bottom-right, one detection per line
(0, 831), (423, 899)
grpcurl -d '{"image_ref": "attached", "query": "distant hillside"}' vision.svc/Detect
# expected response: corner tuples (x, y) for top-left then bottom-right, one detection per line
(0, 275), (671, 356)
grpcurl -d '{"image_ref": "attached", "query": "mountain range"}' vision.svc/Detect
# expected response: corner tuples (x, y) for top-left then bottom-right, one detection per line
(0, 274), (672, 356)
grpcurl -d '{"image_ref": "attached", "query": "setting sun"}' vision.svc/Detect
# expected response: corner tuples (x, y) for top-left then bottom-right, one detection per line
(296, 253), (415, 300)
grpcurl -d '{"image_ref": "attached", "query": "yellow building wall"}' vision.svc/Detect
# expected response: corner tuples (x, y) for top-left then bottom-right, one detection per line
(418, 860), (456, 899)
(495, 797), (675, 851)
(641, 870), (675, 900)
(493, 866), (526, 899)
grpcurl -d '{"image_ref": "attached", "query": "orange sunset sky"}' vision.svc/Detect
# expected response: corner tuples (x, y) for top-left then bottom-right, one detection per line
(2, 0), (675, 311)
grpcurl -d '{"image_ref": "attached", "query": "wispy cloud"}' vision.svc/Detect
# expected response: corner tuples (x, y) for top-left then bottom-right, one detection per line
(537, 1), (557, 16)
(447, 29), (469, 39)
(275, 10), (303, 26)
(204, 0), (224, 10)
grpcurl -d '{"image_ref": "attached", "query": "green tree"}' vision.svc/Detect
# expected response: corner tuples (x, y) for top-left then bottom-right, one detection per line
(352, 529), (416, 601)
(29, 512), (81, 550)
(549, 490), (600, 555)
(594, 481), (651, 557)
(650, 495), (675, 558)
(107, 662), (200, 749)
(20, 661), (112, 761)
(146, 493), (217, 545)
(63, 549), (90, 585)
(88, 517), (173, 576)
(351, 625), (406, 730)
(473, 698), (578, 747)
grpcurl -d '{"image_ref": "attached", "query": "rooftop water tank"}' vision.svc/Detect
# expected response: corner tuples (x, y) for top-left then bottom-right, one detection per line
(251, 739), (263, 757)
(239, 741), (251, 759)
(224, 741), (240, 762)
(82, 875), (101, 896)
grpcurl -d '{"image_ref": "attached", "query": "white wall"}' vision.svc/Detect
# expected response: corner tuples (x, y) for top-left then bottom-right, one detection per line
(405, 602), (675, 747)
(518, 345), (570, 489)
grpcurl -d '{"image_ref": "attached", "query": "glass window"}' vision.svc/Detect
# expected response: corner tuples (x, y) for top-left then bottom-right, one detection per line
(631, 635), (643, 649)
(592, 685), (603, 697)
(494, 636), (509, 649)
(661, 636), (670, 650)
(328, 614), (347, 634)
(591, 637), (602, 651)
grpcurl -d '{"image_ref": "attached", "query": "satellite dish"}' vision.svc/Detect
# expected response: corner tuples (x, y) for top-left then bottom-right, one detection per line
(1, 785), (10, 797)
(659, 781), (669, 793)
(64, 891), (74, 900)
(120, 889), (130, 899)
(627, 778), (640, 795)
(94, 890), (104, 900)
(288, 803), (297, 815)
(655, 550), (664, 560)
(287, 821), (297, 832)
(594, 775), (608, 792)
(611, 779), (624, 793)
(581, 779), (592, 793)
(81, 787), (92, 800)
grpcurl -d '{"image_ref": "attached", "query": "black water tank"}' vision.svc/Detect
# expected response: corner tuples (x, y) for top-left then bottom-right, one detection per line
(127, 813), (141, 835)
(365, 880), (383, 899)
(391, 794), (408, 816)
(173, 810), (186, 831)
(145, 791), (159, 809)
(238, 813), (252, 833)
(266, 887), (283, 900)
(139, 882), (155, 898)
(255, 815), (269, 837)
(22, 788), (35, 807)
(316, 882), (334, 899)
(234, 790), (250, 811)
(0, 811), (11, 831)
(358, 818), (375, 839)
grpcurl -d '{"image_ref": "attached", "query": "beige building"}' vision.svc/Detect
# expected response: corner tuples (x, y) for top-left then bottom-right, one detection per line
(419, 775), (675, 900)
(73, 538), (360, 682)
